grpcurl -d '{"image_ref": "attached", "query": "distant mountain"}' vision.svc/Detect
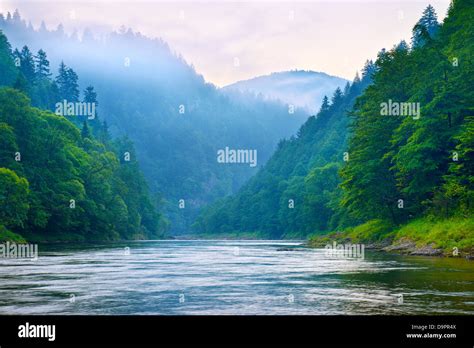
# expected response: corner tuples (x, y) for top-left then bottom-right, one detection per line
(0, 12), (309, 234)
(194, 70), (373, 239)
(223, 70), (348, 114)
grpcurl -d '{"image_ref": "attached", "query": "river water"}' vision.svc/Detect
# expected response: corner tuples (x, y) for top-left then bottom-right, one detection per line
(0, 240), (473, 315)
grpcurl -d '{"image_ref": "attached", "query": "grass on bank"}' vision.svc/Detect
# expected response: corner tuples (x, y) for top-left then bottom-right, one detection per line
(309, 217), (474, 255)
(395, 217), (474, 252)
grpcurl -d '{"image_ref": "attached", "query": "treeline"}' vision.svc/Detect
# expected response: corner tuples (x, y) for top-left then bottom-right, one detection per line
(2, 32), (106, 132)
(340, 2), (473, 225)
(194, 1), (473, 238)
(193, 66), (374, 237)
(0, 30), (168, 242)
(0, 11), (312, 234)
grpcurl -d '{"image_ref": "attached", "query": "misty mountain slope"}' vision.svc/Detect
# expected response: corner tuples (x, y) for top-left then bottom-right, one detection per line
(194, 67), (374, 238)
(195, 1), (474, 242)
(0, 29), (168, 242)
(0, 13), (329, 233)
(223, 70), (348, 114)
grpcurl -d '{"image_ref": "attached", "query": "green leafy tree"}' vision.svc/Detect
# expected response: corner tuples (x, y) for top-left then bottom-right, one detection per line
(0, 167), (29, 229)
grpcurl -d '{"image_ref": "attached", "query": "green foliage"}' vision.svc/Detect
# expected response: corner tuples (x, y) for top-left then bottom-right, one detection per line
(0, 167), (29, 229)
(346, 219), (395, 242)
(194, 71), (373, 238)
(35, 49), (51, 79)
(0, 122), (19, 170)
(394, 217), (474, 252)
(0, 86), (166, 241)
(341, 1), (474, 226)
(55, 61), (79, 102)
(0, 29), (16, 86)
(309, 217), (474, 255)
(0, 225), (26, 243)
(15, 46), (35, 82)
(196, 1), (473, 243)
(0, 31), (167, 241)
(411, 5), (439, 48)
(340, 43), (412, 224)
(308, 219), (394, 248)
(0, 14), (314, 233)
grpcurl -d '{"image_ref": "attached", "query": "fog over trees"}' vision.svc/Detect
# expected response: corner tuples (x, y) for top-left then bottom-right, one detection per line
(0, 11), (348, 233)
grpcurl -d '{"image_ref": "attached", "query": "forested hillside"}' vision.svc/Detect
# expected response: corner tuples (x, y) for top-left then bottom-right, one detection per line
(193, 65), (374, 238)
(0, 30), (167, 242)
(195, 1), (473, 249)
(0, 13), (334, 233)
(223, 70), (347, 114)
(1, 1), (471, 247)
(333, 1), (473, 253)
(340, 2), (473, 225)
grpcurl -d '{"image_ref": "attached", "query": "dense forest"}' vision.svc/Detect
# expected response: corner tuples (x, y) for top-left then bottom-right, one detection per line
(195, 1), (473, 251)
(193, 65), (374, 237)
(0, 1), (472, 249)
(0, 30), (167, 242)
(0, 13), (328, 233)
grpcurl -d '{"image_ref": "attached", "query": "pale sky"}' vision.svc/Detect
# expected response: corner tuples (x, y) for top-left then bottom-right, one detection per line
(1, 0), (450, 86)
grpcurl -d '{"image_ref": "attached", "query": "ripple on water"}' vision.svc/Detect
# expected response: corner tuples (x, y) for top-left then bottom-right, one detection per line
(0, 240), (473, 315)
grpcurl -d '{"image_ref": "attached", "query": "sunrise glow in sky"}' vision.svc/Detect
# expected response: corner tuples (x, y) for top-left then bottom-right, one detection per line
(1, 0), (450, 86)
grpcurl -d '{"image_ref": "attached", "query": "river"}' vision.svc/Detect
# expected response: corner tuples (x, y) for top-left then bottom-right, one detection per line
(0, 240), (473, 315)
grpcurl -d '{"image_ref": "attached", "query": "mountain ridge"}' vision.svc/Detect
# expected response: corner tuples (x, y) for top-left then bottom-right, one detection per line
(222, 70), (348, 115)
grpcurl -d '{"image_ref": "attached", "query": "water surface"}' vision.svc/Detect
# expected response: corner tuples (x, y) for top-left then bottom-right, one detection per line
(0, 240), (473, 315)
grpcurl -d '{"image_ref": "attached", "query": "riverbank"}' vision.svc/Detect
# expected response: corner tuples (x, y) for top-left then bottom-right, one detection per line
(307, 218), (474, 259)
(0, 226), (26, 243)
(3, 217), (472, 260)
(0, 225), (169, 244)
(176, 231), (274, 240)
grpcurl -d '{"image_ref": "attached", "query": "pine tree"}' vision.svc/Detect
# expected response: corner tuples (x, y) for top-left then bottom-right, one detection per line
(12, 9), (21, 23)
(83, 85), (102, 132)
(19, 46), (35, 82)
(343, 82), (351, 96)
(353, 72), (361, 85)
(13, 72), (28, 93)
(331, 87), (343, 106)
(361, 60), (376, 79)
(320, 95), (330, 112)
(65, 67), (79, 101)
(81, 120), (91, 139)
(0, 31), (16, 86)
(412, 5), (439, 48)
(35, 49), (51, 79)
(83, 85), (98, 106)
(99, 120), (111, 143)
(396, 40), (409, 52)
(55, 61), (68, 96)
(55, 23), (65, 37)
(39, 21), (47, 32)
(12, 48), (20, 64)
(55, 61), (79, 101)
